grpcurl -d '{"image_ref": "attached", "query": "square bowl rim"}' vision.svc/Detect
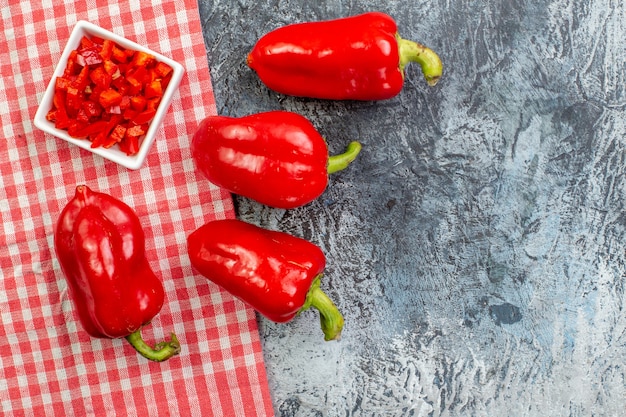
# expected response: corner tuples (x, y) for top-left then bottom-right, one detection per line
(33, 20), (185, 170)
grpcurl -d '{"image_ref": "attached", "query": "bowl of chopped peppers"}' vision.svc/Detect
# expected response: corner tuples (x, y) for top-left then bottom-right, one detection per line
(34, 20), (184, 170)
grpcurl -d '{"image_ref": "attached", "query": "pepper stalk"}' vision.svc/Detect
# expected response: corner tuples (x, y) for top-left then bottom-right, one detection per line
(126, 330), (181, 362)
(327, 141), (362, 174)
(397, 35), (443, 87)
(299, 275), (344, 341)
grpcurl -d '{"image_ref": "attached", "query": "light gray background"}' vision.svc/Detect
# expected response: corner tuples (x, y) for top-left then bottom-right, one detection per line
(198, 1), (626, 416)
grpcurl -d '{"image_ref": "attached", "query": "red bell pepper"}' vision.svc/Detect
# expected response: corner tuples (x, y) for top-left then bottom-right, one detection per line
(191, 111), (362, 209)
(247, 11), (443, 100)
(55, 185), (180, 362)
(187, 219), (344, 341)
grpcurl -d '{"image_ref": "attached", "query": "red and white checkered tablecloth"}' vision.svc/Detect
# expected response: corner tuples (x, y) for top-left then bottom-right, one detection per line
(0, 1), (275, 416)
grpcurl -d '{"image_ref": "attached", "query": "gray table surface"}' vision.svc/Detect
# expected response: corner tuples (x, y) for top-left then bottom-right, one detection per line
(198, 1), (625, 416)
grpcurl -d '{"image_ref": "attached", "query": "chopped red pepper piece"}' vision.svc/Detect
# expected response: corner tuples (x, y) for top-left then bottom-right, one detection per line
(132, 109), (156, 125)
(79, 45), (103, 66)
(123, 108), (137, 121)
(82, 120), (108, 138)
(55, 76), (71, 91)
(127, 136), (140, 154)
(55, 113), (70, 130)
(145, 97), (161, 112)
(161, 72), (173, 90)
(125, 66), (147, 95)
(67, 120), (89, 137)
(66, 86), (83, 110)
(153, 61), (173, 78)
(75, 108), (90, 124)
(101, 124), (127, 148)
(126, 124), (147, 137)
(51, 89), (70, 129)
(119, 95), (131, 110)
(91, 115), (123, 149)
(120, 133), (140, 155)
(89, 66), (111, 90)
(103, 60), (119, 77)
(63, 50), (79, 77)
(45, 109), (57, 123)
(129, 96), (147, 112)
(81, 100), (102, 118)
(98, 88), (123, 108)
(100, 39), (114, 60)
(72, 65), (90, 92)
(131, 51), (155, 68)
(144, 80), (162, 99)
(127, 78), (143, 96)
(79, 36), (94, 49)
(111, 45), (128, 63)
(87, 86), (104, 104)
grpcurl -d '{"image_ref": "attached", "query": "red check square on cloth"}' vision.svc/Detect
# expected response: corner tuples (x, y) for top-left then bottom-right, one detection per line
(0, 1), (274, 416)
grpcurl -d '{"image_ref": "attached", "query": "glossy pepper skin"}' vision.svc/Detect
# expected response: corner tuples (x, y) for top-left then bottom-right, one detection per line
(187, 219), (344, 341)
(247, 12), (443, 100)
(55, 185), (180, 362)
(191, 110), (361, 209)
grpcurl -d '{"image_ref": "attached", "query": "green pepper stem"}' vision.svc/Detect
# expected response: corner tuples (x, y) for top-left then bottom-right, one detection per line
(300, 275), (344, 341)
(125, 328), (181, 362)
(397, 35), (443, 86)
(327, 141), (362, 175)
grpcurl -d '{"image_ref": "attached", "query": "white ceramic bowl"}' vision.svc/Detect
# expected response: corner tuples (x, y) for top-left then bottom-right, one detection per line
(34, 20), (184, 170)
